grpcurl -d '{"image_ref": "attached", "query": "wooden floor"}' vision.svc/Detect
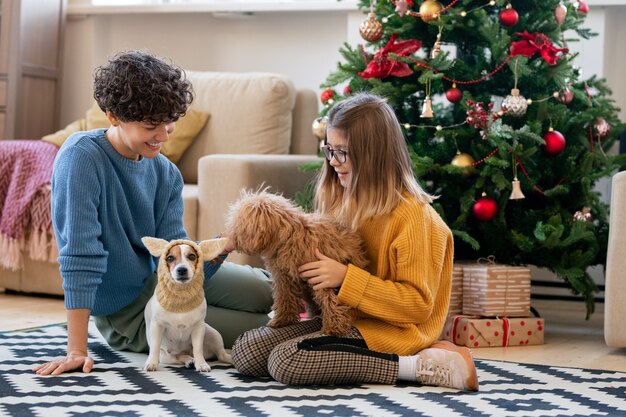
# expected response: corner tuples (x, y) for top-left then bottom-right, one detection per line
(1, 291), (625, 372)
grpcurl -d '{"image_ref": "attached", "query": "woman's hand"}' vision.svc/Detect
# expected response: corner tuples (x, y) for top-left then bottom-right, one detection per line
(298, 248), (348, 290)
(33, 308), (93, 376)
(32, 350), (94, 376)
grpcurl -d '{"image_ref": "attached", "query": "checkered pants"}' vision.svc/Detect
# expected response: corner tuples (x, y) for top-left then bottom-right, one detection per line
(231, 318), (399, 385)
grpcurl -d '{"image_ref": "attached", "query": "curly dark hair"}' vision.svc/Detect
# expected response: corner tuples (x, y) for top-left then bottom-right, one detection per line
(93, 50), (193, 123)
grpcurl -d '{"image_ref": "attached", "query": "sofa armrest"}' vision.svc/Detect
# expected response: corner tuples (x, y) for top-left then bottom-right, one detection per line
(197, 154), (321, 267)
(605, 170), (626, 347)
(290, 89), (319, 155)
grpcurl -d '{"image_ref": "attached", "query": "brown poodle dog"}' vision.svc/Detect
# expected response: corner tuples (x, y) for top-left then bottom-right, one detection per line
(224, 190), (368, 337)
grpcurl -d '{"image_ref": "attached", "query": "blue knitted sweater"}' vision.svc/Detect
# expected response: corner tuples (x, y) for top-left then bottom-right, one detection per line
(51, 129), (220, 316)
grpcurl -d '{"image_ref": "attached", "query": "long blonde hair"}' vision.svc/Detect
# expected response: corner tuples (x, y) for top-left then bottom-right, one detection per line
(315, 93), (433, 230)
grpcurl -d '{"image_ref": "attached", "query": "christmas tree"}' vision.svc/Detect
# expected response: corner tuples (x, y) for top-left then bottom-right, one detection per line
(303, 0), (626, 317)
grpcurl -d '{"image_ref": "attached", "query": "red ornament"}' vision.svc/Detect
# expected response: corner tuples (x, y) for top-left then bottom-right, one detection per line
(473, 195), (498, 221)
(499, 6), (519, 27)
(543, 129), (566, 154)
(577, 0), (589, 14)
(446, 84), (463, 103)
(320, 88), (335, 104)
(343, 85), (352, 95)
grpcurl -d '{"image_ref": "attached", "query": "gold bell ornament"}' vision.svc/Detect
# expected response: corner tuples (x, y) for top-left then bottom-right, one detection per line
(420, 96), (434, 118)
(420, 80), (434, 118)
(509, 177), (525, 200)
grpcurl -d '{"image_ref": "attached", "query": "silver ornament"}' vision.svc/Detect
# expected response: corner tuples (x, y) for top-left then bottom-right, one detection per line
(502, 88), (528, 117)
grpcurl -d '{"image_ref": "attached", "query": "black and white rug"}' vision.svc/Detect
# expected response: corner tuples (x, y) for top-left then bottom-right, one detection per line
(1, 323), (625, 417)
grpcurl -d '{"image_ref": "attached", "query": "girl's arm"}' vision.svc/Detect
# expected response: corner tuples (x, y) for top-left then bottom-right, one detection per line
(33, 308), (94, 375)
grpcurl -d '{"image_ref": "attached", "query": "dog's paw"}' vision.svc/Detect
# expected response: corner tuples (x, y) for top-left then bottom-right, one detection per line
(195, 361), (211, 372)
(184, 357), (195, 368)
(143, 361), (159, 372)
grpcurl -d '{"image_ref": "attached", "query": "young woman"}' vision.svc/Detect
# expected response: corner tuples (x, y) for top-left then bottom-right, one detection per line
(230, 93), (478, 391)
(33, 50), (272, 376)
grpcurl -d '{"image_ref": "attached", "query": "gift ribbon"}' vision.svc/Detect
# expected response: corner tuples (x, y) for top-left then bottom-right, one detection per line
(451, 315), (479, 344)
(498, 316), (511, 347)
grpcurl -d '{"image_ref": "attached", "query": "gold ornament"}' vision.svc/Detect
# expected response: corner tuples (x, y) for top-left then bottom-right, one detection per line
(420, 96), (434, 118)
(509, 178), (525, 200)
(573, 207), (593, 223)
(502, 88), (528, 117)
(312, 116), (327, 140)
(419, 0), (443, 23)
(359, 12), (384, 42)
(451, 152), (475, 175)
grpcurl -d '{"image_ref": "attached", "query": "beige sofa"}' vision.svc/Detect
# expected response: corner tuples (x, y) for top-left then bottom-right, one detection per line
(605, 170), (626, 347)
(0, 71), (322, 296)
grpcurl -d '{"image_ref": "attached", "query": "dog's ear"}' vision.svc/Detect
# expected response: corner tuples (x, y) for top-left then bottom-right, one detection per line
(141, 237), (169, 257)
(199, 238), (229, 260)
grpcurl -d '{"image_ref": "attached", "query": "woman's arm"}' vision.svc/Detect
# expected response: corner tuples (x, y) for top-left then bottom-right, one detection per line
(32, 308), (94, 375)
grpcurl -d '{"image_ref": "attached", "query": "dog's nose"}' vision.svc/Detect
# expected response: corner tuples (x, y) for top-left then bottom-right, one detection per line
(176, 266), (188, 276)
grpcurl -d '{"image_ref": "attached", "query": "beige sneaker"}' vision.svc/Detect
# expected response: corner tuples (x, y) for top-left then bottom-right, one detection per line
(416, 340), (479, 391)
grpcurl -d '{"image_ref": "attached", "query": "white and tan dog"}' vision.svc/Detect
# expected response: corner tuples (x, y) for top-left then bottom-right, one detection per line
(141, 237), (232, 372)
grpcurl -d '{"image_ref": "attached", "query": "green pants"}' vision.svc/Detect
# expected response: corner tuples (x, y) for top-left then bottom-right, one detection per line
(94, 262), (273, 352)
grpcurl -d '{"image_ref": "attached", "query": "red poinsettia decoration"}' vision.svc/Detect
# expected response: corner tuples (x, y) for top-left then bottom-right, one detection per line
(509, 30), (568, 65)
(359, 33), (422, 79)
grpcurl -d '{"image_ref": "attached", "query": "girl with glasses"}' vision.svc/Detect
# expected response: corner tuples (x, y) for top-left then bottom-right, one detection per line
(231, 93), (478, 391)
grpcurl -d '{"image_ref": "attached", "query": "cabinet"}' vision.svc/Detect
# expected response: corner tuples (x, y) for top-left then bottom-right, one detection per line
(0, 0), (65, 140)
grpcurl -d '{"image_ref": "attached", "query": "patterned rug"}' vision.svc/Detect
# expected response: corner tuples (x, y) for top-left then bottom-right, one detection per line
(1, 323), (625, 417)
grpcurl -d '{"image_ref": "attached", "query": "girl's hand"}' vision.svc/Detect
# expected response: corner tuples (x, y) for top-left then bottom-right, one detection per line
(298, 248), (348, 290)
(32, 351), (94, 376)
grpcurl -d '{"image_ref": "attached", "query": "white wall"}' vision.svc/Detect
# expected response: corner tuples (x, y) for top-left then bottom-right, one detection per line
(62, 9), (350, 124)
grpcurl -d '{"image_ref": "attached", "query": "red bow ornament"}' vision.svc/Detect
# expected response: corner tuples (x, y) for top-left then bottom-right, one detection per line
(359, 34), (422, 79)
(509, 30), (568, 65)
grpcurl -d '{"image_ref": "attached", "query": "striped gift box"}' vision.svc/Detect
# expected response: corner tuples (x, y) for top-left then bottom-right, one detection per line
(461, 264), (531, 317)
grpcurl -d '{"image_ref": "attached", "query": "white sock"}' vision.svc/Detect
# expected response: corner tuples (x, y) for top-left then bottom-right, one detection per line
(397, 355), (419, 381)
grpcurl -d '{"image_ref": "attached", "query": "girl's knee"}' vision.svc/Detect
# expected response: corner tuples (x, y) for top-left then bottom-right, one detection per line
(231, 329), (271, 377)
(267, 341), (307, 385)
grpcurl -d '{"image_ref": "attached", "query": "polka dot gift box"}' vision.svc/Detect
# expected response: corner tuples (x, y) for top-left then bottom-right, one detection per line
(440, 315), (545, 348)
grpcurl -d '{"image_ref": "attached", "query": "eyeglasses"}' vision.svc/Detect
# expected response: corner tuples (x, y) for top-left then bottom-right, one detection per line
(321, 145), (348, 164)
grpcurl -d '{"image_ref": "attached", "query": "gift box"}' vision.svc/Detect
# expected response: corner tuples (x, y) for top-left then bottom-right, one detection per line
(447, 263), (465, 317)
(440, 315), (545, 347)
(462, 263), (531, 317)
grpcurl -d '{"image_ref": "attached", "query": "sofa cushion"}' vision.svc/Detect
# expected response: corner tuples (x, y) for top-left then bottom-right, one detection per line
(178, 72), (296, 184)
(43, 103), (210, 164)
(41, 119), (87, 147)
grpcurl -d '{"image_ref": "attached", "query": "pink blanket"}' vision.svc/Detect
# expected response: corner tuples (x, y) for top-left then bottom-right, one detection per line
(0, 140), (59, 270)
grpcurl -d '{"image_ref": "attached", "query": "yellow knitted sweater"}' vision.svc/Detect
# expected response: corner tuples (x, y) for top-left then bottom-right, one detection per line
(337, 195), (454, 356)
